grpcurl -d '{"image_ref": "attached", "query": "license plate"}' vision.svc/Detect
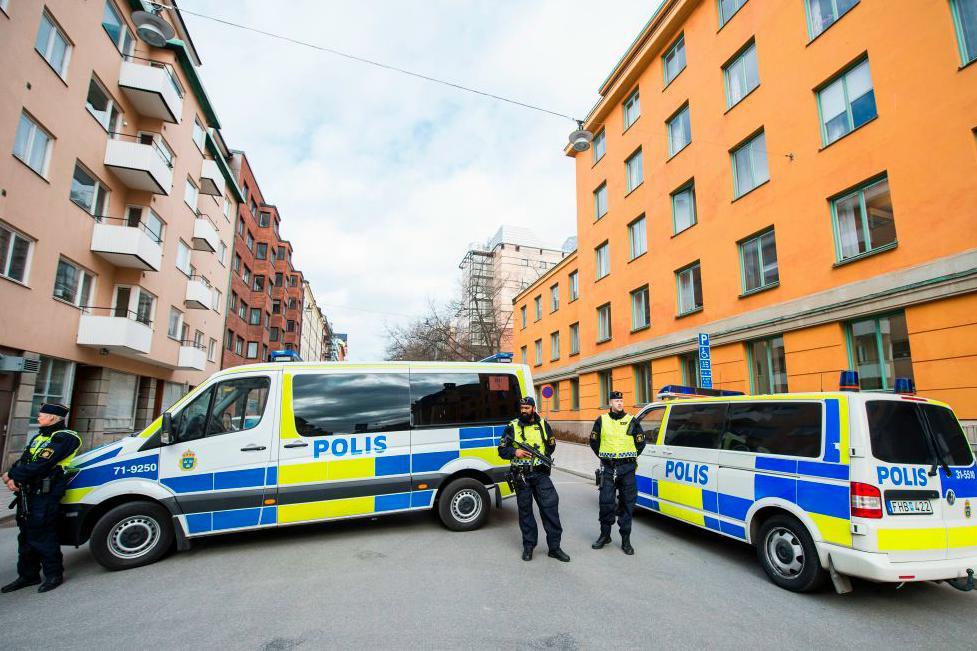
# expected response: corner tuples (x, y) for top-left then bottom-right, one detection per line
(887, 500), (933, 515)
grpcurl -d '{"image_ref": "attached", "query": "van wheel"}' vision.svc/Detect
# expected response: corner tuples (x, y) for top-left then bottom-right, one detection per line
(437, 478), (490, 532)
(90, 501), (174, 571)
(756, 514), (826, 592)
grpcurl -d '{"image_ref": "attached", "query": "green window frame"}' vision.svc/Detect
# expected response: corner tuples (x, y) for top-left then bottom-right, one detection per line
(633, 362), (652, 405)
(623, 89), (641, 130)
(569, 322), (580, 355)
(594, 182), (608, 220)
(950, 0), (977, 65)
(597, 303), (612, 342)
(738, 228), (779, 293)
(534, 339), (542, 366)
(631, 285), (650, 330)
(520, 305), (526, 329)
(718, 0), (748, 26)
(666, 103), (691, 157)
(680, 351), (700, 386)
(804, 0), (859, 39)
(592, 128), (606, 163)
(816, 57), (876, 146)
(550, 331), (560, 361)
(598, 370), (613, 407)
(520, 346), (527, 365)
(551, 382), (561, 411)
(723, 40), (759, 109)
(730, 130), (769, 198)
(845, 312), (914, 391)
(595, 241), (610, 280)
(628, 215), (647, 260)
(570, 378), (580, 410)
(747, 335), (788, 394)
(663, 34), (686, 85)
(671, 182), (697, 234)
(568, 270), (579, 301)
(829, 174), (896, 262)
(675, 261), (702, 315)
(625, 148), (644, 192)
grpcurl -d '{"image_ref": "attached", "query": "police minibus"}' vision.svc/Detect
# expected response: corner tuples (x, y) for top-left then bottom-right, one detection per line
(633, 376), (977, 593)
(60, 361), (526, 570)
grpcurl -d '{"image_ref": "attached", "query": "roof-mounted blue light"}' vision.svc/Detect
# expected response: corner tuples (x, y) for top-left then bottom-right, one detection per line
(839, 370), (860, 392)
(893, 377), (916, 395)
(269, 349), (302, 362)
(656, 385), (744, 400)
(479, 352), (513, 363)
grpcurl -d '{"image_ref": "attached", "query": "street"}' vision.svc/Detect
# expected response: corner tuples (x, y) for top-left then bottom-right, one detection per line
(0, 471), (974, 650)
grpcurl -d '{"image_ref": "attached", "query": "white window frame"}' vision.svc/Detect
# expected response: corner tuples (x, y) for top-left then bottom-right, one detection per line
(102, 0), (135, 55)
(628, 216), (647, 260)
(569, 322), (580, 355)
(550, 331), (560, 361)
(85, 75), (122, 132)
(112, 283), (156, 325)
(217, 240), (227, 265)
(30, 357), (76, 425)
(35, 10), (72, 79)
(534, 339), (542, 366)
(176, 240), (192, 276)
(625, 148), (643, 192)
(246, 341), (259, 359)
(672, 183), (697, 234)
(167, 306), (184, 340)
(592, 129), (606, 163)
(550, 284), (559, 312)
(53, 257), (95, 309)
(534, 295), (542, 321)
(13, 112), (53, 177)
(676, 263), (703, 315)
(723, 40), (759, 108)
(208, 338), (218, 362)
(104, 370), (138, 431)
(192, 117), (206, 151)
(667, 104), (692, 157)
(0, 221), (35, 285)
(594, 183), (608, 220)
(623, 89), (640, 130)
(70, 163), (109, 216)
(663, 34), (686, 85)
(184, 176), (199, 210)
(568, 271), (579, 301)
(731, 130), (769, 198)
(597, 304), (612, 342)
(631, 285), (651, 330)
(595, 242), (610, 280)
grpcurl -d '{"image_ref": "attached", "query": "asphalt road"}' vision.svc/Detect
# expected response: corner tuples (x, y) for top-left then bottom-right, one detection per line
(0, 472), (974, 650)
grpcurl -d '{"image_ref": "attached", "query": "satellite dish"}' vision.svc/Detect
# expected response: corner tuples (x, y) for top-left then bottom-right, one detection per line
(569, 127), (594, 152)
(132, 10), (176, 47)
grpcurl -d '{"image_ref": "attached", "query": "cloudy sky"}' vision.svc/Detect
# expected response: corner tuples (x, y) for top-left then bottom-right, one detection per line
(181, 1), (658, 360)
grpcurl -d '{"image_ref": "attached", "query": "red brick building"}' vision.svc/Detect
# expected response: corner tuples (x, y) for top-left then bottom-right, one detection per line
(221, 151), (304, 368)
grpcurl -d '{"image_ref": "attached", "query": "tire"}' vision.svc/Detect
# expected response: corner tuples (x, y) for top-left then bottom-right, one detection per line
(90, 501), (174, 571)
(437, 478), (490, 532)
(756, 514), (827, 593)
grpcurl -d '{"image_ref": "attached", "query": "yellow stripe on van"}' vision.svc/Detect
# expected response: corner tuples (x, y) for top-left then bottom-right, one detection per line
(278, 461), (328, 484)
(658, 502), (705, 526)
(658, 480), (703, 510)
(328, 457), (375, 480)
(498, 482), (513, 497)
(838, 398), (850, 465)
(877, 528), (946, 551)
(809, 513), (852, 546)
(62, 487), (93, 504)
(948, 525), (977, 549)
(280, 373), (299, 439)
(278, 497), (375, 523)
(460, 448), (506, 465)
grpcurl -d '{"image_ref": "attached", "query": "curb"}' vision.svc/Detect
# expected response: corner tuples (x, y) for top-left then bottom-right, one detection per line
(554, 466), (595, 481)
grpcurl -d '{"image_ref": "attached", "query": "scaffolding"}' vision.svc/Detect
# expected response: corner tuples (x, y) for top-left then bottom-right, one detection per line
(459, 246), (496, 348)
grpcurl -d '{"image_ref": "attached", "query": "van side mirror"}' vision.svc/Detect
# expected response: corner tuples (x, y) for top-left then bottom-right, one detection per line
(160, 413), (173, 445)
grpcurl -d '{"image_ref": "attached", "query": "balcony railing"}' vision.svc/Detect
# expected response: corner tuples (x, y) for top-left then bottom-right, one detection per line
(76, 306), (153, 356)
(118, 55), (184, 123)
(89, 214), (163, 271)
(104, 132), (173, 194)
(177, 339), (207, 370)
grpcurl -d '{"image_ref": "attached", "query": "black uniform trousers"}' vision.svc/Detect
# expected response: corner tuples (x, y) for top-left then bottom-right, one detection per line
(598, 459), (638, 536)
(16, 483), (66, 581)
(514, 468), (562, 551)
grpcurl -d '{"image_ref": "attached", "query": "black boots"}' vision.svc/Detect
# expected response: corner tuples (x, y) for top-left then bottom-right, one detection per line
(522, 548), (533, 561)
(547, 548), (571, 562)
(592, 534), (612, 549)
(621, 535), (634, 555)
(1, 576), (42, 593)
(38, 577), (63, 593)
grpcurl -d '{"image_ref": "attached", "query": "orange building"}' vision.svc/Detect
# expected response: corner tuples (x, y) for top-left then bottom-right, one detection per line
(513, 0), (977, 443)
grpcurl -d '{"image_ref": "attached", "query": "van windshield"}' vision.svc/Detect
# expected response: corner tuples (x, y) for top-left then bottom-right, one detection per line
(866, 401), (974, 466)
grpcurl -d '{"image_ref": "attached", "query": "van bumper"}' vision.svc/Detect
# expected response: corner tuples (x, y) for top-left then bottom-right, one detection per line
(822, 543), (977, 583)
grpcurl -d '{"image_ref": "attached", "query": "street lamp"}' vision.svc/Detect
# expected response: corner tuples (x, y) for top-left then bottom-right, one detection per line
(132, 10), (176, 47)
(568, 121), (594, 152)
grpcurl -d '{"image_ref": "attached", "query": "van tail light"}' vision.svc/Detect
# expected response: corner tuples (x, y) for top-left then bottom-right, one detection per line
(851, 482), (883, 519)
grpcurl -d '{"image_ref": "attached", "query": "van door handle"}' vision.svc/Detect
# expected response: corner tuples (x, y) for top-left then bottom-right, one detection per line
(283, 441), (308, 448)
(240, 444), (267, 452)
(661, 450), (674, 456)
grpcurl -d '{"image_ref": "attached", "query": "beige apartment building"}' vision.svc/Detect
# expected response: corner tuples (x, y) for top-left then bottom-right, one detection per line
(0, 0), (243, 465)
(300, 280), (333, 361)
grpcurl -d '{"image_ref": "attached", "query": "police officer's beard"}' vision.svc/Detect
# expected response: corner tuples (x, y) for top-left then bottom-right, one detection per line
(518, 413), (534, 424)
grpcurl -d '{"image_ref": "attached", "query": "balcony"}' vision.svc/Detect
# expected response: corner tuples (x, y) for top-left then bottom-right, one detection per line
(192, 214), (220, 252)
(118, 56), (184, 123)
(185, 276), (212, 310)
(76, 308), (153, 356)
(104, 135), (173, 194)
(199, 159), (224, 196)
(177, 342), (207, 370)
(89, 216), (162, 271)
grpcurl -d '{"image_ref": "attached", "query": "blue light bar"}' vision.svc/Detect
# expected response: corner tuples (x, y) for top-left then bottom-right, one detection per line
(893, 377), (916, 395)
(839, 370), (860, 392)
(479, 352), (513, 363)
(269, 349), (302, 362)
(656, 385), (744, 399)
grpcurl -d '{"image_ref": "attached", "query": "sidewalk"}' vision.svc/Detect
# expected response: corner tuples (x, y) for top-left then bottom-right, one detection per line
(0, 483), (13, 523)
(553, 440), (599, 480)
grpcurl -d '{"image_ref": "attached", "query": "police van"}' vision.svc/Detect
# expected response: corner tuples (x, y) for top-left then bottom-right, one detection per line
(60, 361), (527, 570)
(633, 377), (977, 593)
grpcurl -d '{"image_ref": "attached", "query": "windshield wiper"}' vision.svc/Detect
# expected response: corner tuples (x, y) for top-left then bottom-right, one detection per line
(918, 408), (952, 478)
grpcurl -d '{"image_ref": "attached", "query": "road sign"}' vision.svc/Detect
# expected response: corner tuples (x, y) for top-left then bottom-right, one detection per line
(541, 385), (554, 399)
(698, 333), (712, 389)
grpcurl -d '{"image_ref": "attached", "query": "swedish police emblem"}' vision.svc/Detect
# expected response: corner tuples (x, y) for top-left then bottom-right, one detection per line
(180, 450), (197, 471)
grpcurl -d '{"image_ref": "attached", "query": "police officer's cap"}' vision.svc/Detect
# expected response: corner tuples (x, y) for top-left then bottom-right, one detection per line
(609, 391), (624, 400)
(39, 402), (69, 418)
(519, 396), (536, 407)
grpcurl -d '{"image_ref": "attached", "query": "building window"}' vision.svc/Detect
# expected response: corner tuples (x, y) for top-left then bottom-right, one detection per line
(520, 305), (526, 329)
(274, 272), (283, 287)
(569, 322), (580, 355)
(246, 231), (255, 251)
(597, 303), (612, 342)
(0, 223), (33, 283)
(622, 89), (640, 130)
(112, 285), (154, 325)
(208, 338), (218, 362)
(270, 327), (280, 342)
(594, 182), (608, 220)
(272, 300), (281, 315)
(680, 351), (700, 386)
(167, 307), (183, 339)
(634, 362), (652, 404)
(568, 271), (579, 301)
(229, 292), (237, 313)
(806, 0), (859, 38)
(176, 240), (192, 276)
(631, 285), (650, 330)
(184, 177), (199, 209)
(237, 217), (245, 236)
(595, 242), (610, 280)
(625, 148), (644, 192)
(30, 357), (75, 423)
(85, 76), (121, 132)
(628, 216), (647, 260)
(242, 266), (251, 285)
(189, 116), (206, 150)
(672, 182), (697, 234)
(520, 345), (527, 365)
(248, 308), (261, 326)
(663, 34), (686, 85)
(831, 175), (895, 261)
(235, 337), (244, 356)
(259, 211), (271, 227)
(598, 370), (613, 407)
(719, 0), (748, 26)
(246, 342), (259, 359)
(13, 112), (53, 177)
(35, 11), (71, 78)
(592, 129), (606, 163)
(217, 241), (227, 265)
(724, 40), (759, 108)
(550, 332), (560, 361)
(676, 262), (702, 315)
(276, 246), (286, 261)
(253, 275), (265, 293)
(289, 275), (298, 287)
(70, 164), (109, 216)
(286, 320), (295, 333)
(551, 383), (561, 411)
(731, 130), (769, 198)
(848, 312), (913, 391)
(225, 328), (234, 351)
(749, 335), (788, 394)
(211, 287), (222, 313)
(249, 197), (258, 216)
(951, 0), (977, 65)
(238, 300), (248, 320)
(534, 295), (542, 321)
(550, 284), (559, 312)
(818, 58), (876, 146)
(53, 258), (94, 308)
(102, 0), (134, 55)
(740, 229), (779, 293)
(666, 104), (691, 156)
(570, 378), (580, 410)
(534, 339), (542, 366)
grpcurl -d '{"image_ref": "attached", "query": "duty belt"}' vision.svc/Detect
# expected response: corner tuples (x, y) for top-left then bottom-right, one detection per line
(600, 457), (637, 466)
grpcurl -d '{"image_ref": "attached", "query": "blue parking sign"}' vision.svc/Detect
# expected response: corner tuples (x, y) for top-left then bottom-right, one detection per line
(699, 358), (712, 371)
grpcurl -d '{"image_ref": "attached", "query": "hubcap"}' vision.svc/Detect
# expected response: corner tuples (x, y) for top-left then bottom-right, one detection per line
(108, 515), (160, 560)
(450, 489), (482, 524)
(765, 527), (805, 578)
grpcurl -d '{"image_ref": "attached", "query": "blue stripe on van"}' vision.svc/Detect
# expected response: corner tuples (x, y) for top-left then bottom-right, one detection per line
(718, 493), (752, 521)
(460, 426), (495, 440)
(636, 495), (659, 511)
(636, 475), (653, 495)
(797, 460), (850, 480)
(375, 454), (410, 476)
(260, 506), (277, 525)
(411, 490), (435, 507)
(375, 492), (412, 511)
(412, 451), (459, 473)
(213, 507), (261, 530)
(755, 474), (796, 502)
(73, 445), (123, 469)
(704, 516), (721, 533)
(940, 463), (977, 498)
(186, 512), (212, 534)
(69, 454), (159, 489)
(460, 438), (496, 450)
(797, 480), (849, 519)
(162, 473), (214, 493)
(755, 456), (797, 474)
(823, 399), (841, 463)
(265, 466), (278, 486)
(702, 489), (719, 514)
(214, 468), (265, 490)
(720, 521), (747, 539)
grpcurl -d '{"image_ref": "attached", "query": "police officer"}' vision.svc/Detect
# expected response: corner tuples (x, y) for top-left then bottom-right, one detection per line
(2, 403), (81, 593)
(498, 397), (570, 562)
(590, 390), (645, 555)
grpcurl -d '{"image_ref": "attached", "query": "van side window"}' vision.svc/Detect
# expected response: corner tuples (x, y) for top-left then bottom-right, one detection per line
(172, 386), (214, 443)
(663, 403), (726, 449)
(205, 377), (271, 437)
(410, 373), (520, 427)
(723, 402), (822, 457)
(637, 406), (666, 444)
(293, 373), (410, 436)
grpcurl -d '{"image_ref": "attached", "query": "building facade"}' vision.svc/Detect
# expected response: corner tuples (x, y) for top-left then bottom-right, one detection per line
(300, 280), (332, 361)
(0, 0), (243, 465)
(513, 0), (977, 443)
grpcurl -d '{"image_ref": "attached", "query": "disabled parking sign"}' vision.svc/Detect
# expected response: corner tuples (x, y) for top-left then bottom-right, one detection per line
(698, 333), (712, 389)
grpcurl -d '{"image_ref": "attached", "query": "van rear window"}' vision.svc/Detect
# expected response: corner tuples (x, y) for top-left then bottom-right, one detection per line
(866, 401), (974, 466)
(410, 373), (520, 427)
